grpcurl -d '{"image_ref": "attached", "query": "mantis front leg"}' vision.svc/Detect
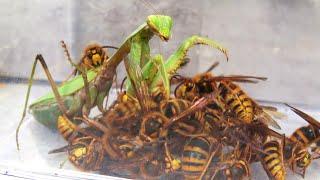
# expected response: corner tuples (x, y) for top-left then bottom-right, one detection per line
(150, 35), (229, 94)
(126, 35), (229, 98)
(123, 55), (151, 111)
(144, 54), (170, 99)
(126, 54), (170, 99)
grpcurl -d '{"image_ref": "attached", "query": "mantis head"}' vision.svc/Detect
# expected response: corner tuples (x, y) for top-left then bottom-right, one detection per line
(147, 15), (173, 41)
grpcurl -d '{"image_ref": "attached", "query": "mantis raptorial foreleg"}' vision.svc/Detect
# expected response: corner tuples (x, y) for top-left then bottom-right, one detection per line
(126, 35), (229, 99)
(16, 54), (68, 150)
(147, 54), (170, 98)
(150, 35), (229, 93)
(124, 53), (152, 111)
(141, 56), (160, 83)
(125, 54), (169, 98)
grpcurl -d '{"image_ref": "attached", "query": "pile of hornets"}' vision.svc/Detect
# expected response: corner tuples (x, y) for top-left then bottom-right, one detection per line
(16, 15), (319, 180)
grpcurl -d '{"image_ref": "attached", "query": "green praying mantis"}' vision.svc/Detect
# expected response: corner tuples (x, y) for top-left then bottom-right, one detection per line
(15, 15), (229, 150)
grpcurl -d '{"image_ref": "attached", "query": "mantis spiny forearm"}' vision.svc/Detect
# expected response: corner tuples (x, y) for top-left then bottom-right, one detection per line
(125, 35), (229, 98)
(149, 35), (229, 95)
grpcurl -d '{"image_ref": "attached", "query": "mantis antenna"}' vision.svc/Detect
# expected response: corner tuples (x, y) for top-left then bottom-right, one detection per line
(139, 0), (161, 14)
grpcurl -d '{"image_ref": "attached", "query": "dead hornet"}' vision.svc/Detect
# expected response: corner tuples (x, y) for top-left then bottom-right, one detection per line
(57, 114), (104, 142)
(210, 148), (251, 180)
(217, 119), (287, 180)
(181, 136), (221, 180)
(101, 93), (141, 129)
(139, 153), (166, 179)
(173, 62), (265, 103)
(139, 112), (170, 143)
(173, 62), (279, 129)
(103, 152), (162, 179)
(173, 62), (220, 102)
(261, 140), (286, 180)
(218, 80), (282, 129)
(159, 98), (204, 136)
(57, 115), (81, 141)
(59, 116), (127, 162)
(283, 104), (320, 177)
(79, 115), (152, 161)
(284, 139), (312, 178)
(286, 104), (320, 154)
(137, 139), (182, 178)
(60, 41), (118, 77)
(49, 136), (104, 171)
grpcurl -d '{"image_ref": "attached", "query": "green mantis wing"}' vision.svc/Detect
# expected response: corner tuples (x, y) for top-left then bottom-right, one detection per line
(141, 55), (160, 84)
(30, 68), (99, 106)
(126, 54), (166, 95)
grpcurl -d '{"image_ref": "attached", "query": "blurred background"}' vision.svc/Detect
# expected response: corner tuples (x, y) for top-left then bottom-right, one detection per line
(0, 0), (319, 106)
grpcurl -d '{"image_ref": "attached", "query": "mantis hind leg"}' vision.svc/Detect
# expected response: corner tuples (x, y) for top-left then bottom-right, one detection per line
(16, 54), (68, 150)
